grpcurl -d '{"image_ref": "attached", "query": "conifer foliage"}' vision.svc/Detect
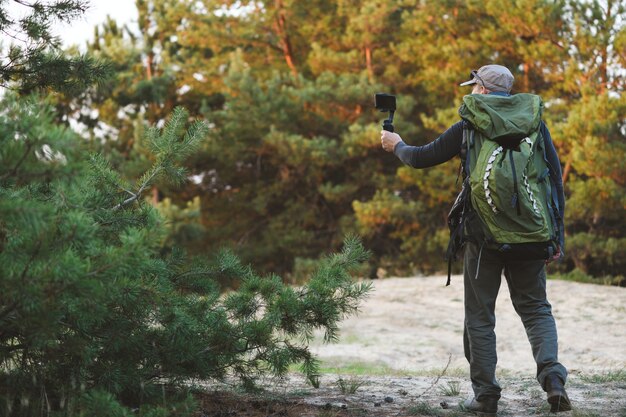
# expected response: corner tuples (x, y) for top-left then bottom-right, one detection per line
(0, 95), (372, 416)
(0, 0), (109, 93)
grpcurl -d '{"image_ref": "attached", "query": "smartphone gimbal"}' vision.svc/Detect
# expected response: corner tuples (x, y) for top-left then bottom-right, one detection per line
(374, 93), (396, 133)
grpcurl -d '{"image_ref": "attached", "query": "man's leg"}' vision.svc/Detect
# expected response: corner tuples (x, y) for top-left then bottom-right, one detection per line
(463, 242), (504, 401)
(503, 261), (568, 388)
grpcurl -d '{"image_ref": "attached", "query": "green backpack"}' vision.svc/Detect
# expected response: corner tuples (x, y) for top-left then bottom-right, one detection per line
(445, 93), (559, 284)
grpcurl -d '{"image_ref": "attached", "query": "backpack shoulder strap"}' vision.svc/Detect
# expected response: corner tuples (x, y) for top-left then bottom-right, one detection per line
(459, 120), (475, 178)
(536, 122), (562, 242)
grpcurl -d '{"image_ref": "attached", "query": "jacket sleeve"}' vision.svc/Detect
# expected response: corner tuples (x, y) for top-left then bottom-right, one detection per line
(393, 121), (464, 168)
(541, 122), (566, 252)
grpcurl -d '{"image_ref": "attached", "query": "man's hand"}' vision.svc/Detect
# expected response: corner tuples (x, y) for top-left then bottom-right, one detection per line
(545, 246), (562, 264)
(381, 130), (402, 152)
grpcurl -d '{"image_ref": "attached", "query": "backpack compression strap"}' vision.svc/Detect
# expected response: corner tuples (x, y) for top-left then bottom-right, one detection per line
(445, 124), (474, 286)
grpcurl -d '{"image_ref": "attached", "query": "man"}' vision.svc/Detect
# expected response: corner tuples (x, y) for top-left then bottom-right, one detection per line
(380, 65), (571, 416)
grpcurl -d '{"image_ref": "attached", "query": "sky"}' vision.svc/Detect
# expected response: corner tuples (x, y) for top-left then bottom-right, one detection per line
(2, 0), (138, 48)
(57, 0), (139, 47)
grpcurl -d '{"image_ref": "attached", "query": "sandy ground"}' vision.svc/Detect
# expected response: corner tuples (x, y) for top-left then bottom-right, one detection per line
(203, 277), (626, 417)
(309, 276), (626, 376)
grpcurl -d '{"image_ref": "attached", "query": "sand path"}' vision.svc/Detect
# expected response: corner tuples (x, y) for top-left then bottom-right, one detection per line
(309, 276), (626, 376)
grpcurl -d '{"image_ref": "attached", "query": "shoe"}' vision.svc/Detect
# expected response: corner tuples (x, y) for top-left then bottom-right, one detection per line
(545, 373), (572, 412)
(463, 397), (498, 417)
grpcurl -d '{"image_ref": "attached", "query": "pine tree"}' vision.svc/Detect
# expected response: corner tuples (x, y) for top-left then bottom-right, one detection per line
(0, 96), (372, 415)
(69, 0), (391, 275)
(0, 0), (109, 93)
(546, 0), (626, 282)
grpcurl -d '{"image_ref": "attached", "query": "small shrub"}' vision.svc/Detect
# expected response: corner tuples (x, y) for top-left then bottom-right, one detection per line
(336, 376), (364, 394)
(438, 380), (461, 396)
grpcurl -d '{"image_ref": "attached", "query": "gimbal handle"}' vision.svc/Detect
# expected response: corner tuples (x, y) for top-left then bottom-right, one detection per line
(382, 111), (395, 132)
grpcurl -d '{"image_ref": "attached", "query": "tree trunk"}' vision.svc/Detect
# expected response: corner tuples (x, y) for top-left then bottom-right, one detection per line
(365, 45), (373, 81)
(145, 28), (159, 204)
(599, 0), (611, 92)
(562, 152), (573, 184)
(274, 0), (298, 77)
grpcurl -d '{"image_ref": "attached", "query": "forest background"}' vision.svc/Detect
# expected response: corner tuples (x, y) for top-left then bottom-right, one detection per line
(0, 0), (625, 416)
(63, 0), (626, 282)
(4, 0), (625, 281)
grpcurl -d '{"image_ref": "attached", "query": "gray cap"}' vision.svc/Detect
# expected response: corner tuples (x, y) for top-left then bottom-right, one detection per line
(460, 64), (514, 92)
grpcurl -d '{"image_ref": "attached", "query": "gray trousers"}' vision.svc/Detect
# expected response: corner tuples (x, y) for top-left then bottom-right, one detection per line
(463, 241), (568, 400)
